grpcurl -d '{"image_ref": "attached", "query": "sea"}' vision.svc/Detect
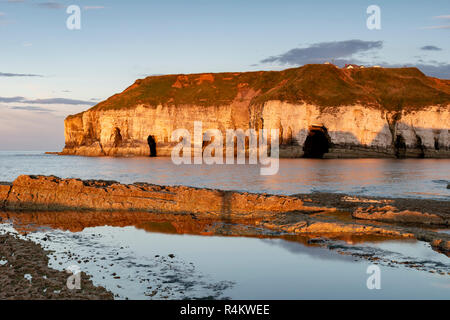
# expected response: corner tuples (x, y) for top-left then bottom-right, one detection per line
(0, 151), (448, 299)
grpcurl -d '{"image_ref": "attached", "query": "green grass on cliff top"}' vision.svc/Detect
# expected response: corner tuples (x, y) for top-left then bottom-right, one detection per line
(68, 64), (450, 119)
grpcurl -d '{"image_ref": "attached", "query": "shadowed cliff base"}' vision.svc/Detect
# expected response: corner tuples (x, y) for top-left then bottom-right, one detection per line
(0, 175), (448, 256)
(60, 123), (450, 159)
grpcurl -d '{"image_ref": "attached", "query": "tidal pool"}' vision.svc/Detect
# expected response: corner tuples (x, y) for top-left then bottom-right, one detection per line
(0, 218), (448, 300)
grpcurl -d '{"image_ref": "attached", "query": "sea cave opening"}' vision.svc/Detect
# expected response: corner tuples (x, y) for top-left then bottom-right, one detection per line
(434, 137), (440, 151)
(394, 134), (406, 158)
(147, 135), (157, 157)
(303, 126), (330, 159)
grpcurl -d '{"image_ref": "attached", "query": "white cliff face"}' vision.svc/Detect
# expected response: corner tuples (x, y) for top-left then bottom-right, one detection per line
(262, 102), (449, 158)
(63, 102), (250, 157)
(262, 102), (449, 147)
(63, 101), (450, 158)
(398, 107), (449, 149)
(261, 102), (390, 147)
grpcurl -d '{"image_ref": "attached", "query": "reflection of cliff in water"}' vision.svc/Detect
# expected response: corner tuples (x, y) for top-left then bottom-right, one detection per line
(0, 210), (402, 249)
(0, 211), (213, 234)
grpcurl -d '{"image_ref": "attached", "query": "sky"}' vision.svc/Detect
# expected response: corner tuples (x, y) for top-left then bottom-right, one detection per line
(0, 0), (449, 150)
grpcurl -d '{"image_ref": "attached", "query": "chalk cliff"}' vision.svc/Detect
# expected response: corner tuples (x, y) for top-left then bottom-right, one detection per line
(62, 65), (450, 158)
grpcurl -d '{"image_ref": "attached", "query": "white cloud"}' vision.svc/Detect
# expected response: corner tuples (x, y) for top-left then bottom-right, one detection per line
(83, 6), (105, 10)
(433, 15), (450, 19)
(421, 25), (450, 30)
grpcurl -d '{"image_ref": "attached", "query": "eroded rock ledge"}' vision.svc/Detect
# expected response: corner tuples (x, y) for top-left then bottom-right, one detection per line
(0, 175), (448, 255)
(0, 175), (314, 215)
(353, 205), (449, 226)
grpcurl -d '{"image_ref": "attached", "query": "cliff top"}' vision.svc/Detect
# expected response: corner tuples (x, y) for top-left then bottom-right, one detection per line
(68, 64), (450, 119)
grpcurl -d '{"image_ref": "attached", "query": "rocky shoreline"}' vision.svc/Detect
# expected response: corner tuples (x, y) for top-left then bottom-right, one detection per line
(0, 174), (448, 299)
(0, 175), (313, 215)
(0, 175), (449, 256)
(0, 231), (113, 300)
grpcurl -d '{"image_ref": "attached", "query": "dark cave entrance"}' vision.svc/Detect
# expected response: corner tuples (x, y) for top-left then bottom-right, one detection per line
(303, 126), (330, 159)
(434, 137), (440, 151)
(147, 135), (157, 157)
(394, 135), (406, 158)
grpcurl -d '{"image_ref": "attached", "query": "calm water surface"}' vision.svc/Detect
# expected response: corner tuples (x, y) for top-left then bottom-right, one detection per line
(0, 151), (449, 200)
(1, 222), (449, 300)
(0, 151), (449, 299)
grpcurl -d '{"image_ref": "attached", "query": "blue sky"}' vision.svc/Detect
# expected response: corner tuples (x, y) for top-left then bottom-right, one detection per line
(0, 0), (449, 150)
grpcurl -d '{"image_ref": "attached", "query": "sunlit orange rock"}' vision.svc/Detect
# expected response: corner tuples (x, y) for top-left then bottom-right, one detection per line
(353, 205), (448, 226)
(0, 175), (313, 216)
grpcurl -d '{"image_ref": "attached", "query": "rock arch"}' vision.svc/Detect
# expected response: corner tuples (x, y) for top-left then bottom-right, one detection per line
(147, 135), (157, 157)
